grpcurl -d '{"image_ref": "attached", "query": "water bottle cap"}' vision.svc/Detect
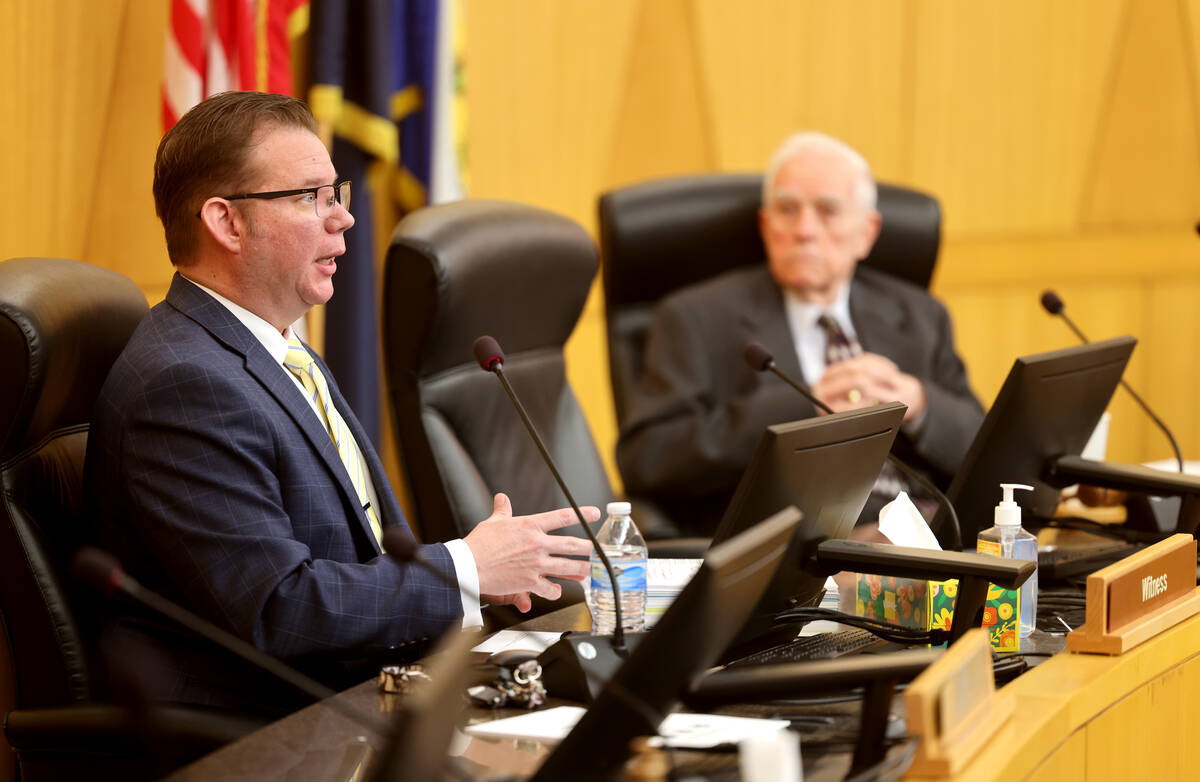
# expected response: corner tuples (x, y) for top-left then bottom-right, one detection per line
(606, 501), (632, 516)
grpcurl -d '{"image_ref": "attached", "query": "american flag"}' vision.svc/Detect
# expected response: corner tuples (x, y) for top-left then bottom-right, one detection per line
(162, 0), (310, 131)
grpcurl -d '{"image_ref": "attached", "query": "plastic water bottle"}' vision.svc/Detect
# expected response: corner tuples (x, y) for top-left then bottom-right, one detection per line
(976, 483), (1038, 637)
(588, 501), (647, 634)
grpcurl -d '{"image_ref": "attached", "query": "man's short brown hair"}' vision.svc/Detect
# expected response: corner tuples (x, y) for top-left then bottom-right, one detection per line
(153, 91), (319, 266)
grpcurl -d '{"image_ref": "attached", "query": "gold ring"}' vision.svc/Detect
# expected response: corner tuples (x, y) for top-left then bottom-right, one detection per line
(847, 388), (862, 404)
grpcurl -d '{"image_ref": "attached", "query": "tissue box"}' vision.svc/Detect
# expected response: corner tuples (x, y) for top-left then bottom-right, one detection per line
(930, 580), (1021, 653)
(856, 575), (1020, 652)
(855, 574), (930, 630)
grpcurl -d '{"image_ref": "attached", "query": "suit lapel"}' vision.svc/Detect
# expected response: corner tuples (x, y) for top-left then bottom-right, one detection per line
(166, 275), (382, 553)
(738, 268), (807, 382)
(849, 269), (922, 373)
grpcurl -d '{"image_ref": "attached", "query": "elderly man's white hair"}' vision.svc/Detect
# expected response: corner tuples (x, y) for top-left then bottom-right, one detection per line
(761, 131), (878, 214)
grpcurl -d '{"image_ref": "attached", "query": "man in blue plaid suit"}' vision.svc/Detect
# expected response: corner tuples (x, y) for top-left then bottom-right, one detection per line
(85, 91), (595, 711)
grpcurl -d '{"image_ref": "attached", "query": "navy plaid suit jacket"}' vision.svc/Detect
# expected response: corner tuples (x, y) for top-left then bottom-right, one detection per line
(85, 274), (461, 708)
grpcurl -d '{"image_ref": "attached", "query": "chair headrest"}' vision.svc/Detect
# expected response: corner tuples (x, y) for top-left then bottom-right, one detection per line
(597, 173), (942, 311)
(0, 258), (148, 459)
(385, 200), (598, 378)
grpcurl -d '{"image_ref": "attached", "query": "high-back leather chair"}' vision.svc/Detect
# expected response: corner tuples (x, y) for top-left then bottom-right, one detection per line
(0, 258), (262, 781)
(597, 173), (941, 425)
(383, 200), (615, 544)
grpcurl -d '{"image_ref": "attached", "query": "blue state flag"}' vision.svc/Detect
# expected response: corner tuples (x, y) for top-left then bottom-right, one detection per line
(308, 0), (446, 445)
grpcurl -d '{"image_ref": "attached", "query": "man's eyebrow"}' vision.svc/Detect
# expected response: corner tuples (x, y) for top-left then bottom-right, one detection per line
(298, 174), (338, 188)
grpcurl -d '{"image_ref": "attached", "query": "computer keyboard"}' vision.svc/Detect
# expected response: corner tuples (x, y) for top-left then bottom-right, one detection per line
(723, 628), (890, 669)
(1038, 542), (1141, 580)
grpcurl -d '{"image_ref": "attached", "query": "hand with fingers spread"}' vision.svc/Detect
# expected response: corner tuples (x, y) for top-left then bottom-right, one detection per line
(812, 352), (927, 422)
(464, 493), (598, 613)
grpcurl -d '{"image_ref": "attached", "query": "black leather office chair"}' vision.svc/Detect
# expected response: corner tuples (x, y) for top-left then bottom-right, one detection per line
(0, 257), (263, 782)
(383, 200), (615, 541)
(383, 200), (687, 556)
(597, 173), (941, 426)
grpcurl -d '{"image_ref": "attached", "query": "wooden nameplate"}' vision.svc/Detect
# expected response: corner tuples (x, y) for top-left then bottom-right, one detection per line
(904, 629), (1014, 778)
(1067, 533), (1200, 655)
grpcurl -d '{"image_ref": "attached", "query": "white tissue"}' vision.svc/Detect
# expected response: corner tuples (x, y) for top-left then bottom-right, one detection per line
(876, 491), (942, 551)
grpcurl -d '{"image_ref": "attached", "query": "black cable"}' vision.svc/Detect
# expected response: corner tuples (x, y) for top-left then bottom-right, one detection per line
(991, 654), (1028, 683)
(766, 689), (868, 707)
(771, 607), (951, 646)
(772, 606), (933, 636)
(1038, 515), (1166, 545)
(1039, 589), (1088, 599)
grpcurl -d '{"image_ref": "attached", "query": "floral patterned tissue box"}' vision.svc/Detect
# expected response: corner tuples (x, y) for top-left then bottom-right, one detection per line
(855, 574), (930, 629)
(930, 579), (1021, 653)
(855, 575), (1020, 652)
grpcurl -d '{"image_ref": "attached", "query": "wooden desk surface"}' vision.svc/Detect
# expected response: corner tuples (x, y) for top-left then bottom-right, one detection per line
(168, 603), (1200, 781)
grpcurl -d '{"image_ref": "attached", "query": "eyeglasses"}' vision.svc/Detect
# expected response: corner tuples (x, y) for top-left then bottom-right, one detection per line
(221, 179), (352, 218)
(765, 196), (845, 227)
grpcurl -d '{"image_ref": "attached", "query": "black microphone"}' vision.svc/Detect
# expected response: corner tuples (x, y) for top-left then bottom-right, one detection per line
(71, 546), (389, 734)
(471, 335), (628, 655)
(1040, 289), (1184, 473)
(743, 342), (964, 551)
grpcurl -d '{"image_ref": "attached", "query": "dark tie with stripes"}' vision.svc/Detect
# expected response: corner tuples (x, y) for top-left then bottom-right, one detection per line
(816, 313), (909, 504)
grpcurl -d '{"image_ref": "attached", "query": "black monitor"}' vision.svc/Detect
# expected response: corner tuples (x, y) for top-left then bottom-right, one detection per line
(365, 629), (477, 781)
(531, 505), (803, 782)
(711, 402), (906, 652)
(940, 337), (1136, 543)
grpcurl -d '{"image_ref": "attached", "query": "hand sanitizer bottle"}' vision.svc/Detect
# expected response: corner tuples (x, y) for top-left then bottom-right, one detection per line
(976, 483), (1037, 638)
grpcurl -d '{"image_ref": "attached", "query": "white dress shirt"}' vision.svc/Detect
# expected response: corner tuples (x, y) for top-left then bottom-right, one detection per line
(781, 280), (926, 434)
(782, 283), (858, 385)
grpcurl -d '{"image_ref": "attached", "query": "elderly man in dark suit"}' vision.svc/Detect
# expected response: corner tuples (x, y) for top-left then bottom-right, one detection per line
(85, 91), (595, 711)
(616, 132), (983, 536)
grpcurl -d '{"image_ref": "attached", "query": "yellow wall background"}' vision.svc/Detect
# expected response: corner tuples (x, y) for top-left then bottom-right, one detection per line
(4, 0), (1200, 530)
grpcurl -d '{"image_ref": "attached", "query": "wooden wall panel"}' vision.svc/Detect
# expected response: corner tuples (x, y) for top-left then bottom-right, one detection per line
(603, 0), (714, 187)
(0, 0), (127, 263)
(1084, 0), (1200, 228)
(910, 1), (1124, 237)
(7, 0), (1200, 507)
(83, 1), (171, 288)
(465, 0), (639, 223)
(691, 1), (912, 177)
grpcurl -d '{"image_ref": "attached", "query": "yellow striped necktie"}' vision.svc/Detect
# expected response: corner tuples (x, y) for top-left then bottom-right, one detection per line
(283, 337), (383, 549)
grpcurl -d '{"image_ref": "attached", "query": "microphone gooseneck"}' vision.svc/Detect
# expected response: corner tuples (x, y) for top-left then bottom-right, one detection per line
(1040, 290), (1184, 473)
(71, 546), (389, 734)
(742, 341), (964, 551)
(471, 335), (627, 654)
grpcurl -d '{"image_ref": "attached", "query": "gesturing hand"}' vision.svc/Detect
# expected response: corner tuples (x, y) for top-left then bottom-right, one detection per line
(464, 493), (597, 613)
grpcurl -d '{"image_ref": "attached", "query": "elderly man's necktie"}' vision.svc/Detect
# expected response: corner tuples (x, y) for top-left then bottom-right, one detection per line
(816, 313), (909, 502)
(284, 337), (383, 549)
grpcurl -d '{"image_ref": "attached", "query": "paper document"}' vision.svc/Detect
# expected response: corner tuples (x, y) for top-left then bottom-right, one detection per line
(471, 630), (563, 655)
(646, 558), (703, 627)
(465, 705), (789, 749)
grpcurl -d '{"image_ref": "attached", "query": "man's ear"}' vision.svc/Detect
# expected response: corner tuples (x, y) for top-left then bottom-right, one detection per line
(855, 209), (883, 260)
(198, 197), (245, 254)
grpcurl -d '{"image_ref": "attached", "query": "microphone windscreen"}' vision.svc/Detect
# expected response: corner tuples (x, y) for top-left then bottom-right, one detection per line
(382, 527), (420, 563)
(1040, 290), (1064, 315)
(71, 546), (125, 596)
(743, 342), (775, 372)
(472, 335), (504, 371)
